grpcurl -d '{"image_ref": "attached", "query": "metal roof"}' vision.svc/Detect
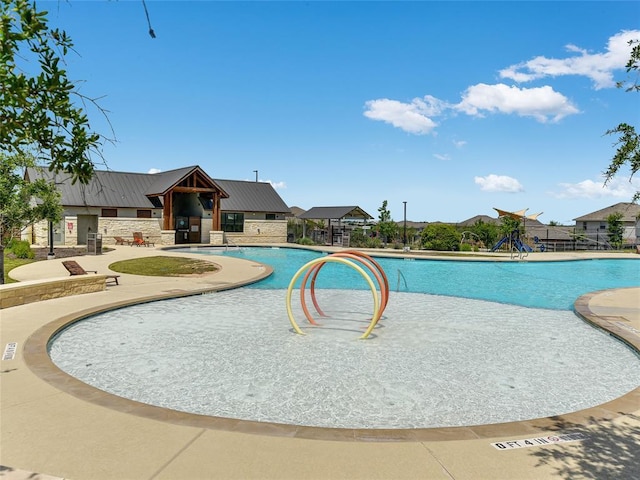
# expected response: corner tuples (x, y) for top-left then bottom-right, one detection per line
(26, 168), (158, 208)
(145, 165), (228, 198)
(26, 167), (287, 213)
(216, 179), (291, 213)
(144, 166), (201, 196)
(298, 206), (373, 220)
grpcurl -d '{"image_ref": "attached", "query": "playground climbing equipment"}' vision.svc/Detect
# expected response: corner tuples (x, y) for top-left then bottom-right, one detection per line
(491, 207), (543, 259)
(285, 250), (390, 339)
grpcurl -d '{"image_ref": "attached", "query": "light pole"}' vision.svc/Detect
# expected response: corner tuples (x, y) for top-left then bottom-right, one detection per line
(253, 170), (258, 182)
(48, 220), (55, 259)
(403, 201), (407, 250)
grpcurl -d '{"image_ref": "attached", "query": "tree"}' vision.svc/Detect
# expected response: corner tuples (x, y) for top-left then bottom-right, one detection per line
(606, 212), (624, 249)
(470, 219), (499, 250)
(605, 39), (640, 201)
(0, 153), (63, 283)
(1, 0), (108, 282)
(421, 223), (461, 251)
(499, 216), (522, 238)
(375, 200), (398, 246)
(1, 0), (106, 184)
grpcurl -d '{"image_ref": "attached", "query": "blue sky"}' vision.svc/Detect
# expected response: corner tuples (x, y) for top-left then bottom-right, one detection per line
(40, 1), (640, 224)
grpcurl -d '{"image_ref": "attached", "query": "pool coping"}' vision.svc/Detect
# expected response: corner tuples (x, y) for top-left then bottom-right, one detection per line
(21, 278), (640, 442)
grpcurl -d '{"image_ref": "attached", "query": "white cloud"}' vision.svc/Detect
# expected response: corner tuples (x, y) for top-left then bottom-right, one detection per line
(363, 31), (638, 134)
(363, 96), (446, 135)
(267, 180), (287, 190)
(499, 30), (640, 90)
(474, 174), (524, 193)
(552, 176), (640, 199)
(148, 168), (162, 174)
(433, 153), (450, 161)
(456, 83), (579, 123)
(453, 140), (467, 148)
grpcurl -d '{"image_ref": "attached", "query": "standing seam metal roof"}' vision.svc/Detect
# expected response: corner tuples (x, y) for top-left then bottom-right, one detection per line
(216, 179), (291, 213)
(298, 206), (373, 220)
(25, 167), (287, 213)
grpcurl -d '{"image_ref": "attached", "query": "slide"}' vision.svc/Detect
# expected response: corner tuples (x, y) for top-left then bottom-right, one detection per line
(491, 236), (509, 252)
(513, 239), (533, 252)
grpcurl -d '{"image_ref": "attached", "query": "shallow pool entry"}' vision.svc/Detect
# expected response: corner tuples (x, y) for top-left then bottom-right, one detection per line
(49, 289), (640, 429)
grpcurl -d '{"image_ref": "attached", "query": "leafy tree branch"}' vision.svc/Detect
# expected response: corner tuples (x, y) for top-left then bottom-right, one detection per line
(605, 39), (640, 201)
(1, 0), (111, 184)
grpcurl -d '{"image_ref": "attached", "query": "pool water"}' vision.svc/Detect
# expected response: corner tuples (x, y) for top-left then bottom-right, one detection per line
(176, 246), (640, 310)
(49, 289), (640, 429)
(48, 247), (640, 429)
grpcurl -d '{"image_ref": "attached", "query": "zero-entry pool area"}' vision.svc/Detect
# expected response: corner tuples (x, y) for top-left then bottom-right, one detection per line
(48, 247), (640, 430)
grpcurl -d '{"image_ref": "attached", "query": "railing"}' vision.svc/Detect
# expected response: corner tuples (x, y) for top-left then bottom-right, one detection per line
(397, 269), (408, 292)
(224, 237), (241, 251)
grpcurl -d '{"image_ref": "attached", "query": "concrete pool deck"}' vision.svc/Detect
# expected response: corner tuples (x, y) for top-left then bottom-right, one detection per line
(1, 245), (639, 479)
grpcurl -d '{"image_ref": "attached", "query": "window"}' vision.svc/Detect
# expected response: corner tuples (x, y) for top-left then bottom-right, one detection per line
(137, 210), (152, 218)
(101, 208), (117, 217)
(266, 213), (276, 220)
(221, 213), (244, 232)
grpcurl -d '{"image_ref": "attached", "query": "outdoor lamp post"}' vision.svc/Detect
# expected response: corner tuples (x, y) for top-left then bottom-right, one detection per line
(403, 201), (407, 250)
(47, 220), (55, 259)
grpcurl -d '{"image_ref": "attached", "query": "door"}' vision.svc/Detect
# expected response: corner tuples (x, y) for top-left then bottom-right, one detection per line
(188, 216), (201, 243)
(175, 216), (189, 244)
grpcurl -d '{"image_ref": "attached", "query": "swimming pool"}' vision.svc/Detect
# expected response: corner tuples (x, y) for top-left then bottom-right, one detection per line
(174, 246), (640, 310)
(48, 247), (640, 430)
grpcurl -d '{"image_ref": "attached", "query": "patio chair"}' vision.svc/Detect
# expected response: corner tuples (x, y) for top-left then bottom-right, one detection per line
(62, 260), (120, 285)
(114, 236), (132, 245)
(132, 232), (154, 247)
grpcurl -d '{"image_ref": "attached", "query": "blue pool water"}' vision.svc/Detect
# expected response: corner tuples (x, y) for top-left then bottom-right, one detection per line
(175, 247), (639, 310)
(48, 247), (640, 429)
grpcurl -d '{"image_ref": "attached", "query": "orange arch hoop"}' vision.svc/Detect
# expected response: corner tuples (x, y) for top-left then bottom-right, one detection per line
(301, 251), (389, 322)
(286, 252), (389, 339)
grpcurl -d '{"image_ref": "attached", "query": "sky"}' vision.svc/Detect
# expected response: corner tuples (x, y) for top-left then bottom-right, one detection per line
(35, 0), (640, 224)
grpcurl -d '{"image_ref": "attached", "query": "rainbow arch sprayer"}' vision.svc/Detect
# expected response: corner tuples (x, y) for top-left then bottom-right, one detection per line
(285, 250), (390, 339)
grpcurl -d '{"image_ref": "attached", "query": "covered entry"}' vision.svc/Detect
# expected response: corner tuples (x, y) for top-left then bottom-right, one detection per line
(145, 166), (229, 244)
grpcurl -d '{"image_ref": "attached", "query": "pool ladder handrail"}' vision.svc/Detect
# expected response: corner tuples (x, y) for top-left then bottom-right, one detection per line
(397, 269), (408, 292)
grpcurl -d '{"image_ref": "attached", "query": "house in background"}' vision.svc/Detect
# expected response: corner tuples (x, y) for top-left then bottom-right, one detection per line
(25, 165), (290, 246)
(573, 202), (640, 248)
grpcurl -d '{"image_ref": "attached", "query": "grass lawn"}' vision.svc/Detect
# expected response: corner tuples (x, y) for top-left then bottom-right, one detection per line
(109, 256), (218, 276)
(3, 257), (36, 284)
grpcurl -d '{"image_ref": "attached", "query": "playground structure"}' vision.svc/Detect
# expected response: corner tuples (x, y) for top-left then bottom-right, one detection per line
(491, 208), (543, 258)
(285, 250), (389, 339)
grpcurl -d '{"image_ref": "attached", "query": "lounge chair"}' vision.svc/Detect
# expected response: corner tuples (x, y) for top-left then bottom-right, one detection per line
(114, 236), (132, 245)
(62, 260), (120, 285)
(132, 232), (155, 247)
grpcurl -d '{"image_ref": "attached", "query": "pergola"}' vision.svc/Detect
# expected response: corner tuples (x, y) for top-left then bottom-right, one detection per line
(298, 206), (373, 245)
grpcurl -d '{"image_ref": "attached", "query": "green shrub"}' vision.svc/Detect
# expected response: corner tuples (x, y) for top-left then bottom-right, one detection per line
(296, 237), (315, 246)
(365, 237), (382, 249)
(460, 243), (472, 252)
(7, 239), (34, 259)
(421, 224), (461, 251)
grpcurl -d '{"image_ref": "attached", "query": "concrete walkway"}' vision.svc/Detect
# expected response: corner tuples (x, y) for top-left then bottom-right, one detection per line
(1, 246), (639, 479)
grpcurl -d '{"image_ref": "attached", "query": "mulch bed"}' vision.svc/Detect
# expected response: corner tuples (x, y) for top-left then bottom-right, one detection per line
(31, 247), (88, 261)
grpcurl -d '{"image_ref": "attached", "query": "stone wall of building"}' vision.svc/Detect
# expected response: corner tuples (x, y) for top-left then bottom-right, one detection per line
(98, 217), (163, 245)
(28, 217), (287, 246)
(225, 219), (287, 244)
(30, 217), (163, 246)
